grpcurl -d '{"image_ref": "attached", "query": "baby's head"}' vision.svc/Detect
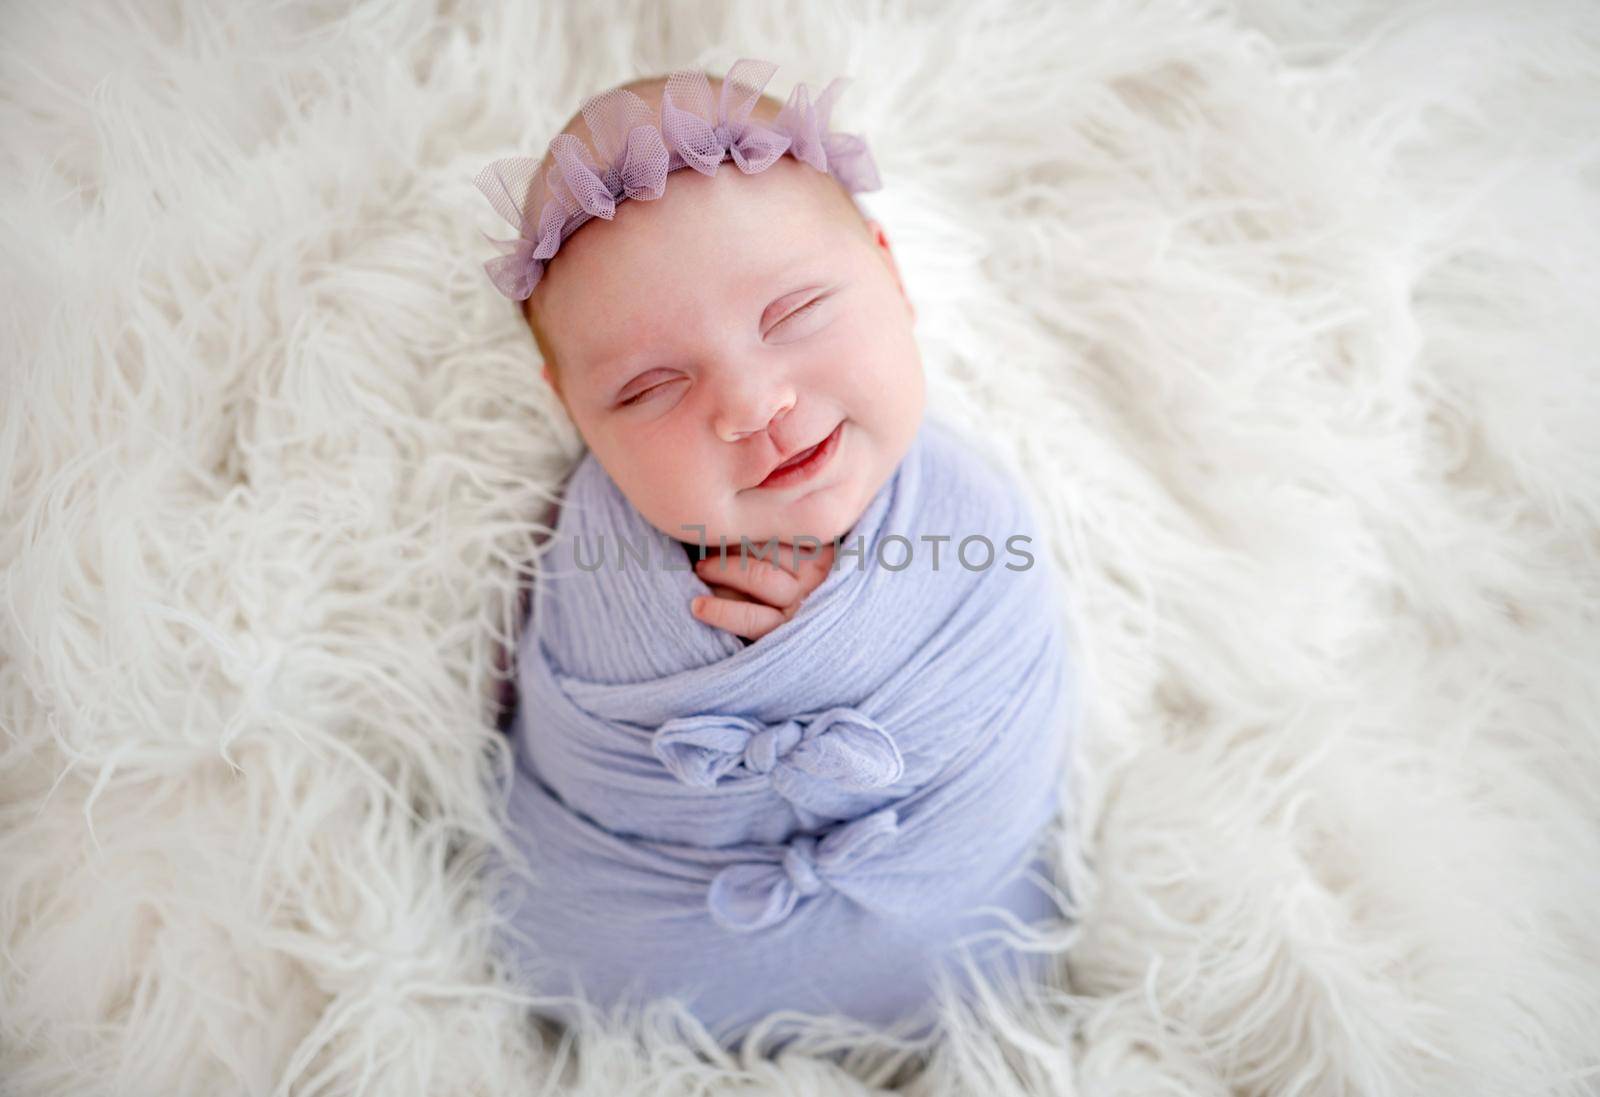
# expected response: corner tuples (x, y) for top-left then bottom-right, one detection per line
(518, 68), (924, 549)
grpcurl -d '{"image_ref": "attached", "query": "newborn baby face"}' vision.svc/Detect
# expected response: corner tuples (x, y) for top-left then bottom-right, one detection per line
(529, 154), (925, 549)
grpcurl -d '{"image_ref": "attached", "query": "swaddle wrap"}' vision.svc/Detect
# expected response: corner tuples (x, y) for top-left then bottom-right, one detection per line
(494, 415), (1079, 1046)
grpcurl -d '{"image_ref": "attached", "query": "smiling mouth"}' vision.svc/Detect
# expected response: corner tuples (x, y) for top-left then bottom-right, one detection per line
(756, 422), (843, 489)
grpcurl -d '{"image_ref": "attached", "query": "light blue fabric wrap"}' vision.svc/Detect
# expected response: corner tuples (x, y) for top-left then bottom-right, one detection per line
(493, 415), (1078, 1048)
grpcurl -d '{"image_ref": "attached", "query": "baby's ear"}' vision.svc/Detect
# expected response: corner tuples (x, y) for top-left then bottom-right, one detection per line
(541, 363), (574, 416)
(867, 220), (916, 324)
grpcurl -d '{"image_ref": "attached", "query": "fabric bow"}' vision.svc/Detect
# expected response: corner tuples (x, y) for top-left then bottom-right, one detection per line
(474, 157), (572, 301)
(547, 84), (672, 220)
(773, 77), (882, 194)
(651, 706), (905, 803)
(473, 87), (670, 300)
(707, 807), (900, 932)
(660, 58), (792, 176)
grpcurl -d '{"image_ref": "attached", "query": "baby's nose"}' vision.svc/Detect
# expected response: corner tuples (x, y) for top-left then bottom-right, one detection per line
(716, 390), (795, 443)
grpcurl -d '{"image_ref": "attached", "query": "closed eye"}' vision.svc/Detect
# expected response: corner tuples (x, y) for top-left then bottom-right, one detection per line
(777, 297), (824, 326)
(619, 380), (677, 407)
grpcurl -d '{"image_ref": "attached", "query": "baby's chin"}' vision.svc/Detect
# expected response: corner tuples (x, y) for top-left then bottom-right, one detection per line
(658, 483), (871, 553)
(764, 485), (872, 546)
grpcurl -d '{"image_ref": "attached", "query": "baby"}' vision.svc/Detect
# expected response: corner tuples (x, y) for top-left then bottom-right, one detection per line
(479, 60), (1076, 1051)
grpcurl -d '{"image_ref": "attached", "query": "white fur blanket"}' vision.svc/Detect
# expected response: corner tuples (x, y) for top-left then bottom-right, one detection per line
(3, 1), (1598, 1093)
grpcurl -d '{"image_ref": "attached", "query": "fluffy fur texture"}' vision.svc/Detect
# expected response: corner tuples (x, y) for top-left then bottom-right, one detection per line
(3, 0), (1598, 1093)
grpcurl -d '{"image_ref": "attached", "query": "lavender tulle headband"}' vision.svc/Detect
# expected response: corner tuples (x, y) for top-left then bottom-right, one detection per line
(473, 58), (882, 302)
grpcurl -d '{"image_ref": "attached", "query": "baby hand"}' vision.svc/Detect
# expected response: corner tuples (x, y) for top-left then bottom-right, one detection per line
(690, 542), (837, 642)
